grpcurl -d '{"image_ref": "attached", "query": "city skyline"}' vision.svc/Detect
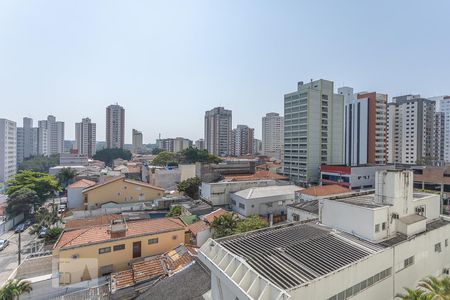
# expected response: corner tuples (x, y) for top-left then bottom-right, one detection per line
(1, 1), (450, 143)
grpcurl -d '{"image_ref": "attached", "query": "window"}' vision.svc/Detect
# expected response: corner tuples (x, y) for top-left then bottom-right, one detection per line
(446, 239), (448, 247)
(375, 224), (380, 233)
(435, 242), (442, 253)
(99, 247), (111, 254)
(292, 214), (300, 221)
(231, 199), (236, 205)
(148, 238), (158, 245)
(172, 235), (177, 240)
(404, 256), (414, 268)
(113, 244), (125, 251)
(382, 222), (386, 231)
(239, 203), (245, 209)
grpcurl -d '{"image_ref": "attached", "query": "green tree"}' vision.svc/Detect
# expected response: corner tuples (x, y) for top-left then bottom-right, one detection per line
(57, 167), (78, 189)
(6, 188), (39, 217)
(211, 213), (239, 238)
(166, 205), (182, 217)
(152, 151), (177, 166)
(7, 171), (60, 212)
(29, 208), (59, 234)
(0, 279), (32, 300)
(93, 148), (132, 167)
(418, 276), (450, 299)
(178, 147), (222, 164)
(151, 148), (164, 155)
(18, 154), (59, 173)
(44, 227), (63, 244)
(177, 177), (202, 199)
(396, 288), (432, 300)
(235, 215), (268, 234)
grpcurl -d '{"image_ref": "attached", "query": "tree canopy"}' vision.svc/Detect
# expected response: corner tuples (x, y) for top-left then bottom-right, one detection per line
(177, 177), (202, 199)
(152, 151), (177, 166)
(6, 170), (60, 215)
(166, 205), (182, 217)
(93, 148), (132, 166)
(6, 188), (39, 217)
(57, 167), (78, 189)
(211, 214), (268, 238)
(18, 154), (59, 173)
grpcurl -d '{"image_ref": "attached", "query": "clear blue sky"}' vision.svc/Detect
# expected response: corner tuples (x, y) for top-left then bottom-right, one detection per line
(1, 0), (449, 143)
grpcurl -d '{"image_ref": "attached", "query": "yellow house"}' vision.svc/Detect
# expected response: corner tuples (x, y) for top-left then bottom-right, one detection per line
(53, 217), (186, 284)
(82, 176), (165, 210)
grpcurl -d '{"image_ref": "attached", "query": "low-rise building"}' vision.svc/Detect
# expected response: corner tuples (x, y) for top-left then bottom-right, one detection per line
(320, 165), (395, 190)
(67, 179), (96, 209)
(53, 217), (186, 284)
(199, 170), (450, 300)
(287, 200), (318, 222)
(200, 180), (281, 206)
(230, 185), (300, 218)
(82, 176), (165, 210)
(60, 153), (89, 167)
(294, 184), (352, 202)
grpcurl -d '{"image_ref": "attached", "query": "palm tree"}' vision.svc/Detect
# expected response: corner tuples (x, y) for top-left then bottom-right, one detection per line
(0, 279), (32, 300)
(211, 213), (239, 238)
(57, 167), (78, 189)
(418, 276), (450, 300)
(396, 288), (432, 300)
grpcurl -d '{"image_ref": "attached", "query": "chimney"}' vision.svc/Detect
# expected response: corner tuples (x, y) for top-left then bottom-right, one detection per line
(109, 219), (127, 238)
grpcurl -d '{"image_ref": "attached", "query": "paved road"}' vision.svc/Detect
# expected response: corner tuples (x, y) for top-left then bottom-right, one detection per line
(0, 226), (39, 285)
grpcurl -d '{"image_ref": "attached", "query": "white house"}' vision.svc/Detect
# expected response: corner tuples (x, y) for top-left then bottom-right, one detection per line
(287, 200), (318, 222)
(230, 185), (300, 218)
(199, 170), (450, 300)
(66, 179), (96, 209)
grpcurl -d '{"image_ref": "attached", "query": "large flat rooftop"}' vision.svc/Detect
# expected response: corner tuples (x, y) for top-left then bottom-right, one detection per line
(219, 222), (380, 289)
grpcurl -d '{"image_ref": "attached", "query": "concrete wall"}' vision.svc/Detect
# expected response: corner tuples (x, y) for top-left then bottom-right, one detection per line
(67, 187), (84, 209)
(180, 164), (196, 181)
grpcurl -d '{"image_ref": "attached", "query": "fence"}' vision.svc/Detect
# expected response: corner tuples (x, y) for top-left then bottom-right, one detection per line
(0, 213), (24, 235)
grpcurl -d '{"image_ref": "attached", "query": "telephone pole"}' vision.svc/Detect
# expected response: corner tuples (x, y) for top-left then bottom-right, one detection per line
(18, 232), (21, 265)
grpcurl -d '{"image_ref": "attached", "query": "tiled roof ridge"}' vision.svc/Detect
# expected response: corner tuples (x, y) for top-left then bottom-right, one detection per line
(57, 227), (92, 249)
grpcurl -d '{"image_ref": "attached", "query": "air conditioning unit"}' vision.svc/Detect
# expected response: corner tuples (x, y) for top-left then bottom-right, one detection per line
(392, 213), (399, 219)
(415, 206), (425, 213)
(443, 268), (449, 275)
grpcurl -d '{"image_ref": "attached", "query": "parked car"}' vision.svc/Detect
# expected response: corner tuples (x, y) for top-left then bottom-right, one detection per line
(58, 205), (66, 214)
(14, 223), (26, 233)
(38, 228), (48, 238)
(0, 239), (9, 251)
(24, 219), (33, 227)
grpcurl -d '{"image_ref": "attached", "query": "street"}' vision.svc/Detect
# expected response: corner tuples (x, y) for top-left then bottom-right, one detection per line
(0, 226), (39, 285)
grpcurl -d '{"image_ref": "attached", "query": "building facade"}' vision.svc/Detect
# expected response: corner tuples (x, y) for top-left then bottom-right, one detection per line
(232, 125), (254, 157)
(106, 104), (125, 149)
(131, 129), (143, 153)
(16, 117), (36, 164)
(156, 137), (192, 153)
(340, 87), (388, 166)
(387, 95), (435, 164)
(75, 118), (96, 157)
(262, 112), (284, 160)
(432, 96), (450, 162)
(283, 79), (344, 185)
(0, 119), (17, 183)
(204, 107), (232, 157)
(194, 139), (205, 150)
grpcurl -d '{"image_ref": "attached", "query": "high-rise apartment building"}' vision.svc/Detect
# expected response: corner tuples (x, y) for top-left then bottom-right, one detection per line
(194, 139), (205, 150)
(156, 137), (192, 153)
(132, 129), (143, 153)
(387, 95), (435, 164)
(75, 118), (96, 157)
(253, 139), (262, 155)
(283, 79), (344, 184)
(16, 117), (36, 164)
(204, 107), (232, 157)
(106, 104), (125, 149)
(434, 112), (445, 163)
(231, 125), (254, 157)
(36, 115), (64, 156)
(0, 119), (17, 183)
(431, 96), (450, 162)
(262, 113), (284, 160)
(339, 87), (388, 166)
